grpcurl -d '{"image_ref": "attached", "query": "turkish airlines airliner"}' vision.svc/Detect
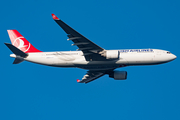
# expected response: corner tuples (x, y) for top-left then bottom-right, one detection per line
(5, 14), (177, 83)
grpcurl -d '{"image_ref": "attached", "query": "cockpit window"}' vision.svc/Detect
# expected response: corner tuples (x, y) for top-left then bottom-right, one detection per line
(167, 52), (171, 54)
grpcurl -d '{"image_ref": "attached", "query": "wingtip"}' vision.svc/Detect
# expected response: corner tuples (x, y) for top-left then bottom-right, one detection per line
(77, 79), (80, 82)
(51, 14), (59, 20)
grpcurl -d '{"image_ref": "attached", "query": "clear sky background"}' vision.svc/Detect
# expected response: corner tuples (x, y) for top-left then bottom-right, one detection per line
(0, 0), (180, 120)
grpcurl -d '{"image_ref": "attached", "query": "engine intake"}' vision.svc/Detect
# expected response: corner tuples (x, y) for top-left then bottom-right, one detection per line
(100, 50), (120, 59)
(109, 71), (127, 80)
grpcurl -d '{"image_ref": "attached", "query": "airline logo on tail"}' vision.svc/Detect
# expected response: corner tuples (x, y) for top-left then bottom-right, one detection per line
(13, 37), (31, 52)
(7, 30), (41, 53)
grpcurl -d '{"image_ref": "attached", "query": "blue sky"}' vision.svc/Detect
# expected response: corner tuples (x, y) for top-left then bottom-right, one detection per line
(0, 0), (180, 120)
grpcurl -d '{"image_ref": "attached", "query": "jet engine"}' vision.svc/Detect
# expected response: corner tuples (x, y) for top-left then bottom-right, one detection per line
(109, 71), (127, 80)
(100, 50), (120, 59)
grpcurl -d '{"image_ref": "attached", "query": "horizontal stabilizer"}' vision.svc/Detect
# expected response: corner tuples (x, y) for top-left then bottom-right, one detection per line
(4, 43), (28, 57)
(13, 57), (24, 64)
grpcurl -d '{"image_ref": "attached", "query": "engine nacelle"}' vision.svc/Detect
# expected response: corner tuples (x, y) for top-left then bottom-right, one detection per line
(109, 71), (127, 80)
(100, 50), (120, 59)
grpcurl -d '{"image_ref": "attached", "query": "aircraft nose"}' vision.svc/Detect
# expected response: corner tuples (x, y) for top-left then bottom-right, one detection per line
(172, 54), (177, 60)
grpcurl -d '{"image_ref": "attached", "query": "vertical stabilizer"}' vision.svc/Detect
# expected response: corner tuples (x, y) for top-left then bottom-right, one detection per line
(7, 30), (41, 53)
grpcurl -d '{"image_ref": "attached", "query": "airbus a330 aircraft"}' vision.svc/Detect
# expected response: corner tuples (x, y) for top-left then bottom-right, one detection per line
(5, 14), (177, 83)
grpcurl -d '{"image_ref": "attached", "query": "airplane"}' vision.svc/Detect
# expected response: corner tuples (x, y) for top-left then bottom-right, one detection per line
(5, 14), (177, 83)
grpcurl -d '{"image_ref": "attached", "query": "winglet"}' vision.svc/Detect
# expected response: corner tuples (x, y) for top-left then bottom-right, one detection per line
(51, 14), (59, 20)
(77, 79), (81, 83)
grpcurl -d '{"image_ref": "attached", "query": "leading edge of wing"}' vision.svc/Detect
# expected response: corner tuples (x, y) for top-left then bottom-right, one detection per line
(51, 14), (80, 36)
(51, 14), (104, 52)
(77, 71), (105, 83)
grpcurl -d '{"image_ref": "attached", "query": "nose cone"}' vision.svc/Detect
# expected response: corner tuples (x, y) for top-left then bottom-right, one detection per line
(153, 52), (177, 64)
(171, 54), (177, 61)
(166, 53), (177, 62)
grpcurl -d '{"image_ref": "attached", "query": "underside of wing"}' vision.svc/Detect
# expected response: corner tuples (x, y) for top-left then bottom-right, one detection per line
(77, 71), (105, 83)
(51, 14), (107, 61)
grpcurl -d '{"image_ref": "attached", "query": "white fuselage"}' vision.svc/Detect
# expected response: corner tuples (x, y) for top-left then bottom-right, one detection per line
(10, 49), (176, 70)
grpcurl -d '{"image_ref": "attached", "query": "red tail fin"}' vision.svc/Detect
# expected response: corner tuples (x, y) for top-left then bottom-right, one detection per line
(7, 30), (41, 53)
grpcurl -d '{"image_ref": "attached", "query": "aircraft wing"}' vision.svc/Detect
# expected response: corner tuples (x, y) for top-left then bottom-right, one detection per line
(77, 71), (105, 83)
(52, 14), (106, 60)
